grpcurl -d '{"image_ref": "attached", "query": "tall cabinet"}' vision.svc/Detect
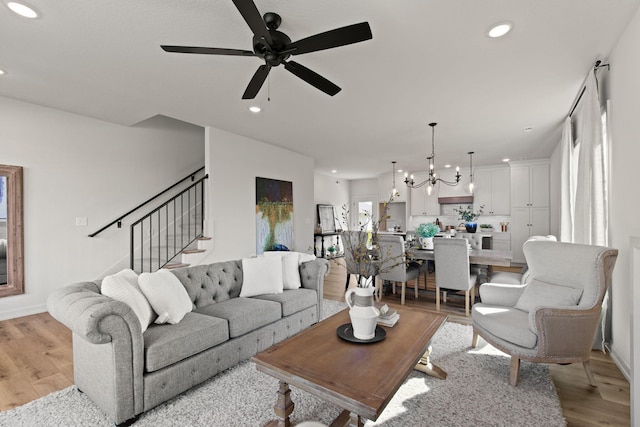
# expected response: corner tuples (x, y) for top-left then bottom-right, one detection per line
(510, 160), (550, 264)
(473, 166), (510, 215)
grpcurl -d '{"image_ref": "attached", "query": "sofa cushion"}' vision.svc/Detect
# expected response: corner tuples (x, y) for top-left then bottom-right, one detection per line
(139, 269), (193, 324)
(101, 269), (154, 332)
(252, 288), (318, 317)
(143, 312), (229, 372)
(515, 279), (583, 313)
(263, 251), (302, 290)
(472, 304), (538, 349)
(195, 298), (282, 338)
(239, 256), (284, 297)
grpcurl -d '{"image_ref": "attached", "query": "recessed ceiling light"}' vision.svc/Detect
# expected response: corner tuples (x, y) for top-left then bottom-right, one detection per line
(0, 69), (5, 75)
(502, 158), (510, 162)
(248, 106), (261, 113)
(487, 22), (512, 38)
(331, 170), (337, 173)
(397, 169), (403, 173)
(444, 164), (451, 168)
(5, 1), (39, 18)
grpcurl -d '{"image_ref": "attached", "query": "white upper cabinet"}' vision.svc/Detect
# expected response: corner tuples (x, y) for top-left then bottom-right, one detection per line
(378, 172), (407, 203)
(473, 166), (510, 215)
(510, 160), (549, 208)
(409, 172), (440, 216)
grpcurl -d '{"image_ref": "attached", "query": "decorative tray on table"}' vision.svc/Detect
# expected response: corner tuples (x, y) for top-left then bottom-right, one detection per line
(336, 323), (386, 344)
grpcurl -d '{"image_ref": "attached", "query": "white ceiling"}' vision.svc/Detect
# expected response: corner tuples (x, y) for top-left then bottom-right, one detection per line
(2, 0), (638, 179)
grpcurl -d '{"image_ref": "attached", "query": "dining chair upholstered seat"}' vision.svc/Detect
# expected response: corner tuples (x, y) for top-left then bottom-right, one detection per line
(434, 238), (478, 316)
(472, 240), (618, 386)
(377, 235), (420, 305)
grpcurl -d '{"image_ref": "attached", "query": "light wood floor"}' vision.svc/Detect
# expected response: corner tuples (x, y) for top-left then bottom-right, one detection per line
(0, 259), (631, 426)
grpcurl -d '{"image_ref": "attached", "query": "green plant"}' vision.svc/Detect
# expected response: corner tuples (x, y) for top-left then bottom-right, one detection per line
(454, 204), (485, 223)
(415, 223), (439, 238)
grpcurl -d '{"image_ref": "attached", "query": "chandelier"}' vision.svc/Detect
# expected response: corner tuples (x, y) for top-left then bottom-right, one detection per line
(390, 161), (399, 199)
(404, 122), (461, 193)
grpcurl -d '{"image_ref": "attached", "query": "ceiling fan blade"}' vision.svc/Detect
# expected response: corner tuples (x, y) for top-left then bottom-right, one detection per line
(242, 64), (271, 99)
(286, 22), (372, 56)
(232, 0), (272, 45)
(284, 61), (341, 96)
(161, 45), (257, 56)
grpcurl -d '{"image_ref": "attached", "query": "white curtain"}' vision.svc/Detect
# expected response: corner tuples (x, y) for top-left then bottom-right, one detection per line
(559, 116), (574, 242)
(559, 70), (610, 350)
(572, 72), (608, 246)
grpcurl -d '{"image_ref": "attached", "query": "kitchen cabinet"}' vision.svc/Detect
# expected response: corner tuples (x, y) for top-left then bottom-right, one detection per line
(409, 172), (439, 216)
(510, 160), (550, 264)
(510, 161), (549, 208)
(378, 172), (407, 203)
(491, 233), (511, 252)
(473, 166), (510, 215)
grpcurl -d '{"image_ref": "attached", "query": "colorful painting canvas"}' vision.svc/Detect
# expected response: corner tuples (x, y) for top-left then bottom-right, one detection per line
(256, 177), (294, 254)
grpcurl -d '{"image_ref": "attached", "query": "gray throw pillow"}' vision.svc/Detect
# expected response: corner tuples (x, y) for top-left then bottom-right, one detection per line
(515, 279), (583, 312)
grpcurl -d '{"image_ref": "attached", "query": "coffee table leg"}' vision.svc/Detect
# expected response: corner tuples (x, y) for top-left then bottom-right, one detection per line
(330, 410), (364, 427)
(414, 345), (447, 379)
(266, 381), (294, 427)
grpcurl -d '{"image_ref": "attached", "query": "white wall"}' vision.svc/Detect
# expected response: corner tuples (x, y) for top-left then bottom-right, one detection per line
(606, 4), (640, 380)
(0, 97), (204, 320)
(203, 127), (315, 262)
(314, 171), (350, 229)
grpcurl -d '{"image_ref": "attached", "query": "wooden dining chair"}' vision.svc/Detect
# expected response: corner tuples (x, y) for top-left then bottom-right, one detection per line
(434, 238), (478, 316)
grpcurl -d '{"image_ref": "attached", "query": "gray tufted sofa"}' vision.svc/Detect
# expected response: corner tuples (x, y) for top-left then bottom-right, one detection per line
(47, 257), (329, 426)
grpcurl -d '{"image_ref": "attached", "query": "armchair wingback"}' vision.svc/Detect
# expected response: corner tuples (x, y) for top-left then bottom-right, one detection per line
(472, 240), (618, 386)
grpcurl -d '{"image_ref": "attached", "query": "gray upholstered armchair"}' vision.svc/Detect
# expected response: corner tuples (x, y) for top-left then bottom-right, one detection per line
(472, 240), (618, 386)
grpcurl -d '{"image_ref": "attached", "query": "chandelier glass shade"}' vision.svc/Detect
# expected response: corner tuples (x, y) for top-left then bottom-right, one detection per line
(404, 123), (461, 193)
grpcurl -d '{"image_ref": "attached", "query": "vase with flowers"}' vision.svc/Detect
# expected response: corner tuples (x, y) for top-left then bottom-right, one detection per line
(454, 204), (485, 233)
(415, 222), (440, 250)
(339, 197), (409, 339)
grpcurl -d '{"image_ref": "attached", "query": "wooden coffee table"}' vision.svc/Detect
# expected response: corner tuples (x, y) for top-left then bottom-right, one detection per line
(251, 306), (448, 426)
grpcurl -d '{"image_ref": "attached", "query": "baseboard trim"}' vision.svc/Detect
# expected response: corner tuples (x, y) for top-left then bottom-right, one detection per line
(0, 303), (47, 321)
(606, 343), (631, 382)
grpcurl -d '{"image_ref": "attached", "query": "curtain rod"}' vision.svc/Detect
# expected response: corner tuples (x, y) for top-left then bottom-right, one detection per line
(568, 60), (610, 117)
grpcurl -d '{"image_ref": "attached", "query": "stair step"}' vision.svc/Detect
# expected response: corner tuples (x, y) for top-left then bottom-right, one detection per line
(181, 248), (206, 254)
(197, 236), (212, 241)
(163, 262), (190, 269)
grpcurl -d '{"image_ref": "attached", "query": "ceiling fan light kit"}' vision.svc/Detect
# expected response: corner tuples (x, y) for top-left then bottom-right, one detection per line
(161, 0), (372, 99)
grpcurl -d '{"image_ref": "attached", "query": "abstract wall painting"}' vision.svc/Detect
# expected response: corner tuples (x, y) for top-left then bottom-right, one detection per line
(256, 177), (293, 254)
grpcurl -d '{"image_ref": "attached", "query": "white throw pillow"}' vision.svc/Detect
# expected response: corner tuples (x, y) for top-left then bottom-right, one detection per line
(138, 270), (193, 324)
(102, 269), (154, 332)
(264, 251), (302, 290)
(240, 256), (284, 297)
(515, 279), (583, 313)
(294, 252), (316, 265)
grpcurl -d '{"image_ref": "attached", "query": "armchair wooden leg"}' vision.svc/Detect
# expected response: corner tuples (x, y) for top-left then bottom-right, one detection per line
(583, 360), (597, 387)
(509, 357), (521, 386)
(401, 282), (406, 305)
(471, 332), (479, 348)
(414, 279), (418, 299)
(435, 286), (440, 311)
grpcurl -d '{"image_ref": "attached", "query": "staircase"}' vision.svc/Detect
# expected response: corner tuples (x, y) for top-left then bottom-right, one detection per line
(89, 168), (211, 274)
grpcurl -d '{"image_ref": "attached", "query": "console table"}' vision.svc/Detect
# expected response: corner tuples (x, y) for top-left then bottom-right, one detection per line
(314, 232), (341, 258)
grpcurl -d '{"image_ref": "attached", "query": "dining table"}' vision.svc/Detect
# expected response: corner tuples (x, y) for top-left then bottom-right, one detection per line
(407, 246), (513, 284)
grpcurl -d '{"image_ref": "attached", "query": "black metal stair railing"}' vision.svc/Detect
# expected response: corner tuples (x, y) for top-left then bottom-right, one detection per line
(130, 175), (208, 273)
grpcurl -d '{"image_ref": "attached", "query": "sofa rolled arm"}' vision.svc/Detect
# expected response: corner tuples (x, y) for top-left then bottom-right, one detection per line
(47, 281), (142, 343)
(299, 258), (330, 320)
(478, 283), (526, 307)
(531, 306), (601, 358)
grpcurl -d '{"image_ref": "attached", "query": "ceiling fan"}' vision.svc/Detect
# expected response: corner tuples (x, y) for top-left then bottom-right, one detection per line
(161, 0), (372, 99)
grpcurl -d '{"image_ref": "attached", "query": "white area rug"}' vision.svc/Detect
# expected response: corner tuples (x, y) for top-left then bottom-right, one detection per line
(0, 300), (565, 426)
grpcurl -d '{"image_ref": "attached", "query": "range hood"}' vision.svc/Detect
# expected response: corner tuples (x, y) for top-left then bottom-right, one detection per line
(437, 196), (474, 205)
